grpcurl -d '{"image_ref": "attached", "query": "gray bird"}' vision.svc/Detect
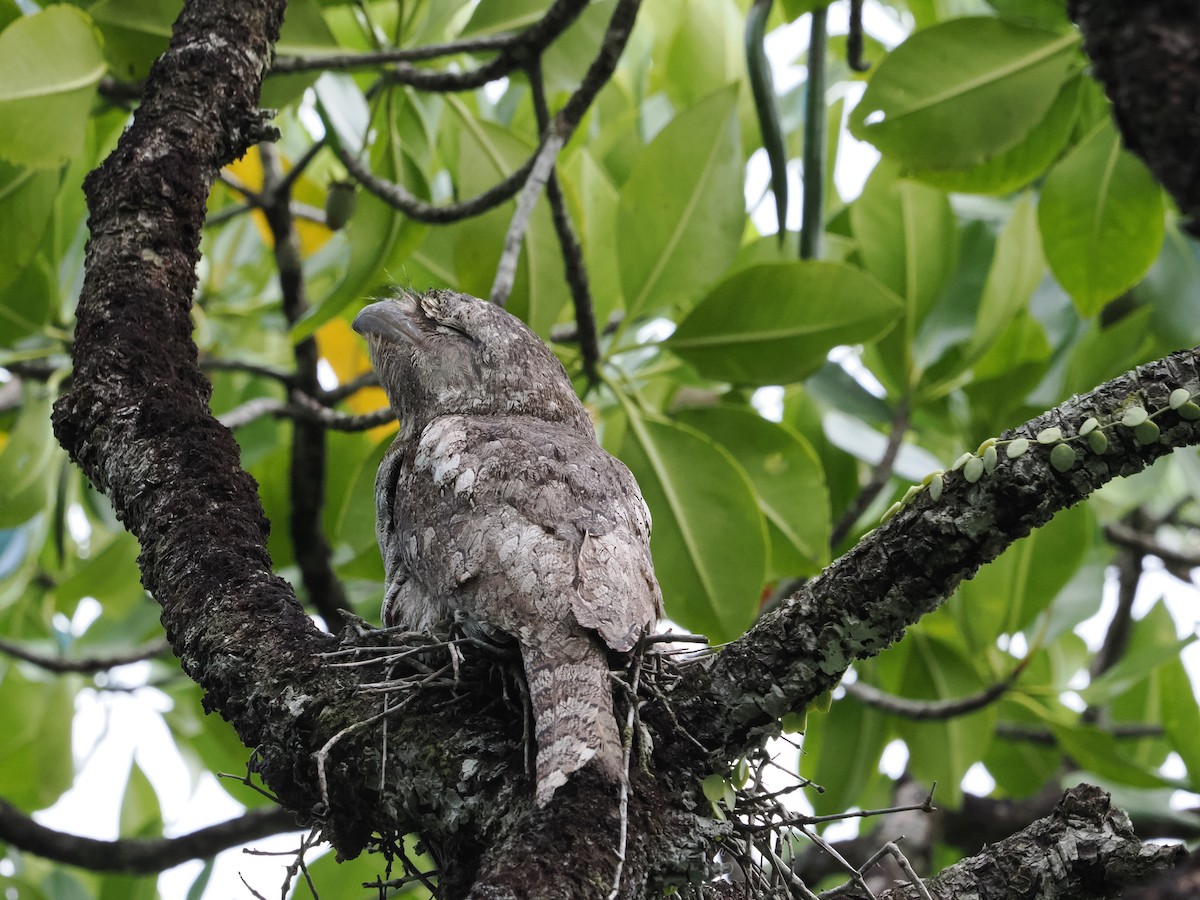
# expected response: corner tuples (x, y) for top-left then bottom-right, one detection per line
(353, 289), (662, 806)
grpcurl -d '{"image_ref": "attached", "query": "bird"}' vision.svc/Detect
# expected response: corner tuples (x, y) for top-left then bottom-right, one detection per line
(352, 288), (662, 806)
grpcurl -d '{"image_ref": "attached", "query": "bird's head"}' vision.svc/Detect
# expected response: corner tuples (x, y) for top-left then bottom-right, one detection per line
(352, 289), (590, 437)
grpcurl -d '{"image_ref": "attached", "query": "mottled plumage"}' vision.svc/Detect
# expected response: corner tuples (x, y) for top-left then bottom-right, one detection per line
(353, 289), (662, 805)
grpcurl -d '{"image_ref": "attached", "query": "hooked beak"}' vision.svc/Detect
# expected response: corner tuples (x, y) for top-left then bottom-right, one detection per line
(352, 296), (425, 345)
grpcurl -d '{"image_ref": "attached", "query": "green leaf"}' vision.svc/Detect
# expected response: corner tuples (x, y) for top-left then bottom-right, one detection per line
(906, 73), (1081, 195)
(1081, 628), (1193, 707)
(0, 389), (57, 528)
(666, 261), (902, 385)
(89, 0), (176, 81)
(849, 18), (1079, 170)
(986, 0), (1070, 28)
(460, 0), (545, 36)
(1038, 119), (1165, 315)
(0, 664), (75, 809)
(119, 761), (163, 838)
(619, 86), (744, 319)
(1048, 721), (1173, 789)
(451, 102), (567, 337)
(799, 693), (890, 816)
(891, 634), (997, 808)
(675, 407), (830, 576)
(560, 149), (624, 324)
(617, 409), (766, 642)
(0, 160), (61, 296)
(964, 193), (1045, 361)
(52, 532), (143, 619)
(0, 6), (107, 168)
(1161, 648), (1200, 790)
(1138, 224), (1200, 348)
(852, 163), (957, 322)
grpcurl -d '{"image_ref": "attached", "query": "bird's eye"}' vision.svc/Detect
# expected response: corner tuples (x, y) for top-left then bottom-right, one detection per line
(434, 321), (472, 340)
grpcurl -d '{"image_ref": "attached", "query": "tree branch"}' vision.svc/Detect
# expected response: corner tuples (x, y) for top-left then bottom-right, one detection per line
(259, 141), (351, 627)
(0, 638), (170, 674)
(670, 347), (1200, 761)
(0, 800), (297, 873)
(880, 785), (1182, 900)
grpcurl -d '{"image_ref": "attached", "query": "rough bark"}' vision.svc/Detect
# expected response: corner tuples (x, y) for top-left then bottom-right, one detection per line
(43, 0), (1192, 897)
(1069, 0), (1200, 229)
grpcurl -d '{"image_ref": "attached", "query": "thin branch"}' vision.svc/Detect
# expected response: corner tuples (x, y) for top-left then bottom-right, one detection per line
(0, 800), (298, 873)
(0, 637), (171, 674)
(671, 346), (1200, 760)
(1104, 520), (1200, 571)
(830, 398), (910, 546)
(318, 370), (378, 403)
(1091, 513), (1146, 680)
(996, 722), (1164, 745)
(843, 662), (1023, 721)
(490, 129), (565, 307)
(339, 144), (537, 224)
(528, 61), (602, 387)
(270, 34), (518, 75)
(201, 357), (295, 387)
(259, 142), (352, 626)
(219, 394), (395, 432)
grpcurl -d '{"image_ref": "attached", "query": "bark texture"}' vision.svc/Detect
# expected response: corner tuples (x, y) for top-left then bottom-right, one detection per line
(1070, 0), (1200, 229)
(43, 0), (1193, 897)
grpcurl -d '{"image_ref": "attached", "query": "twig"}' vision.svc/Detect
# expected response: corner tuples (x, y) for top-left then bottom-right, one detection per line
(201, 357), (295, 387)
(830, 398), (910, 546)
(339, 143), (536, 223)
(1104, 520), (1200, 571)
(490, 129), (566, 308)
(270, 34), (517, 75)
(842, 660), (1025, 721)
(0, 637), (170, 674)
(218, 395), (395, 432)
(996, 722), (1163, 745)
(259, 142), (352, 626)
(528, 61), (602, 387)
(608, 644), (645, 900)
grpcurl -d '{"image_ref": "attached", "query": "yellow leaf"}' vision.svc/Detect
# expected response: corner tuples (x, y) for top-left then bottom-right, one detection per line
(215, 147), (333, 257)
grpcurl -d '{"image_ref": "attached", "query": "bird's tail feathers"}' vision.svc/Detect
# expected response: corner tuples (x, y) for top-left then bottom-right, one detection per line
(521, 638), (624, 807)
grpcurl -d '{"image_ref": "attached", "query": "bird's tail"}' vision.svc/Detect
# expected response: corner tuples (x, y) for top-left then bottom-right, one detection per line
(521, 636), (624, 807)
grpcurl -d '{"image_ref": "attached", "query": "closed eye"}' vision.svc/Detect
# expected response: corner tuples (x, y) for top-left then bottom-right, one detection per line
(434, 322), (473, 340)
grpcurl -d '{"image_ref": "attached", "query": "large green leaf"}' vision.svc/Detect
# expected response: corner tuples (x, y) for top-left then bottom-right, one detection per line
(666, 260), (902, 385)
(0, 664), (75, 809)
(906, 73), (1081, 195)
(675, 406), (830, 577)
(852, 164), (957, 322)
(849, 18), (1079, 170)
(0, 389), (57, 528)
(294, 88), (429, 342)
(617, 409), (766, 642)
(1039, 119), (1166, 316)
(0, 6), (107, 168)
(889, 633), (997, 808)
(799, 692), (890, 817)
(451, 101), (567, 337)
(618, 86), (744, 319)
(964, 193), (1045, 361)
(0, 160), (60, 296)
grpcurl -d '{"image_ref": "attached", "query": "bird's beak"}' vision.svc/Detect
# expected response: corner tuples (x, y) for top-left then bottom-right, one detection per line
(352, 297), (425, 345)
